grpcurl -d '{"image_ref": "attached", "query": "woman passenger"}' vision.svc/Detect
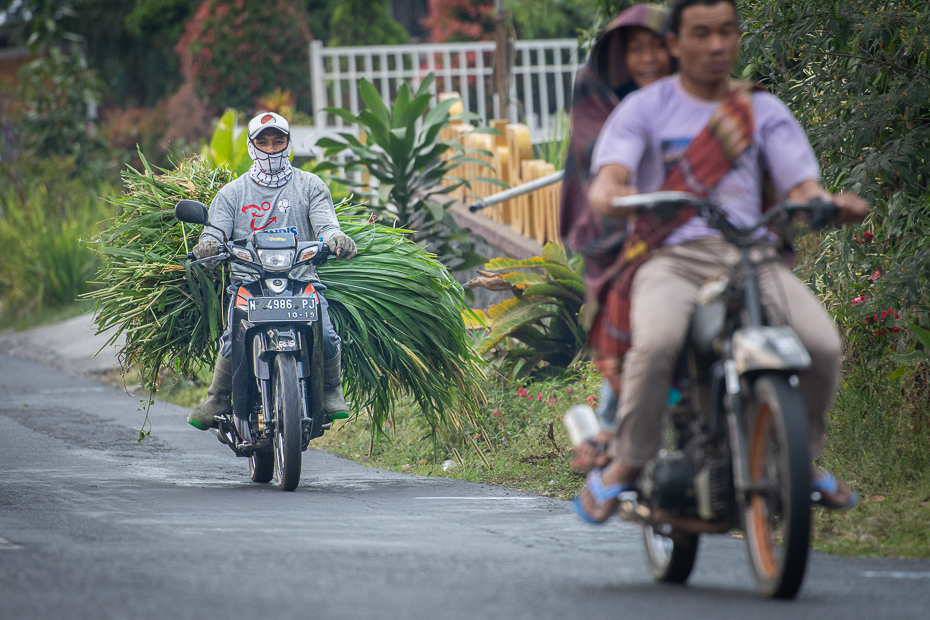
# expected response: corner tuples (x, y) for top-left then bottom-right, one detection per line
(558, 3), (673, 472)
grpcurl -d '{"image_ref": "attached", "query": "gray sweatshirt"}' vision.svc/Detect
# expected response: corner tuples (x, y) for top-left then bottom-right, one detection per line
(201, 169), (340, 283)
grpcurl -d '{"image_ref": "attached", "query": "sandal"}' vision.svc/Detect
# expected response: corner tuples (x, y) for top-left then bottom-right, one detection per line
(570, 434), (612, 474)
(812, 468), (858, 510)
(572, 469), (631, 525)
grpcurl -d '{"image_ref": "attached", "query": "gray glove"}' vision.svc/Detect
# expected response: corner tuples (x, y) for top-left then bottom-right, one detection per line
(192, 238), (220, 260)
(327, 232), (357, 260)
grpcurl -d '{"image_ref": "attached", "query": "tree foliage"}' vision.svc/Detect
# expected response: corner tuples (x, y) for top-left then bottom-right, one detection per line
(739, 0), (930, 373)
(422, 0), (495, 42)
(176, 0), (313, 114)
(3, 0), (106, 161)
(328, 0), (409, 46)
(422, 0), (598, 43)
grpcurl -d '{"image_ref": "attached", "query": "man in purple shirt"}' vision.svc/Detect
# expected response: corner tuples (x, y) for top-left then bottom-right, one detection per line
(578, 0), (869, 521)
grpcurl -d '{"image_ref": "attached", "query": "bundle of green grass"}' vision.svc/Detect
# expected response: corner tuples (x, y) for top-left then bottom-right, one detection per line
(89, 154), (486, 437)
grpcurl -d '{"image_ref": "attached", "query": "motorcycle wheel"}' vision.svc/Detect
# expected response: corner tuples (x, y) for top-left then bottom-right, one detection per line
(249, 451), (274, 483)
(744, 374), (811, 599)
(642, 525), (699, 583)
(272, 354), (302, 492)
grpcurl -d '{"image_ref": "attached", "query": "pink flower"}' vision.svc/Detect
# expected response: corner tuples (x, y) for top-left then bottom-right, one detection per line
(864, 231), (874, 242)
(586, 396), (595, 404)
(871, 270), (881, 282)
(565, 388), (573, 394)
(537, 393), (543, 401)
(851, 295), (866, 306)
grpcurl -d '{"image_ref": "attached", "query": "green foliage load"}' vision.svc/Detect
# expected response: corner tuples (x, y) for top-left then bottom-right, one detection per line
(315, 74), (501, 272)
(475, 243), (586, 379)
(87, 155), (486, 436)
(328, 0), (409, 46)
(176, 0), (314, 114)
(739, 0), (930, 373)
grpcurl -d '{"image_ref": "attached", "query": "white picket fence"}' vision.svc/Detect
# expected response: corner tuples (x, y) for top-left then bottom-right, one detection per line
(303, 38), (584, 151)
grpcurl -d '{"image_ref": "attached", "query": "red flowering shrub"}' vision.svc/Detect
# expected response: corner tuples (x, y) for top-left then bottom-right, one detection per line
(422, 0), (495, 43)
(176, 0), (313, 114)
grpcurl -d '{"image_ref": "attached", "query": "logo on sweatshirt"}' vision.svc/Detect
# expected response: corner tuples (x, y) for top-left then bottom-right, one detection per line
(242, 201), (277, 231)
(277, 199), (291, 214)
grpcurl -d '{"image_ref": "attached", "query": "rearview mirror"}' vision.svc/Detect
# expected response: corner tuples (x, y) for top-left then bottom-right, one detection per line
(175, 200), (208, 225)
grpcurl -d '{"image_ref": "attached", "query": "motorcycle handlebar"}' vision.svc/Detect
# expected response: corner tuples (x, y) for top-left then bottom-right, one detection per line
(609, 192), (839, 233)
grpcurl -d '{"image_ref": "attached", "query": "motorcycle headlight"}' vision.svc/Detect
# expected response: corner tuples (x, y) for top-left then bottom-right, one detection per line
(298, 246), (319, 262)
(257, 249), (295, 270)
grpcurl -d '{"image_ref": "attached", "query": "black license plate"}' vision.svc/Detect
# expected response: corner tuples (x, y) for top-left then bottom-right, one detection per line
(247, 296), (317, 323)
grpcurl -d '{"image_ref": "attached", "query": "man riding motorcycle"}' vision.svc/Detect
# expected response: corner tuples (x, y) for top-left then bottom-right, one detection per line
(576, 0), (869, 522)
(187, 111), (357, 433)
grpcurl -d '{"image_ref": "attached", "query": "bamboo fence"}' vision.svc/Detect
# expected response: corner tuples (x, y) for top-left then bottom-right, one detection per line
(438, 93), (563, 247)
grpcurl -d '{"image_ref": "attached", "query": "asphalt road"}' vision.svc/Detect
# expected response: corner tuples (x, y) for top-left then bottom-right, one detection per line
(1, 352), (929, 620)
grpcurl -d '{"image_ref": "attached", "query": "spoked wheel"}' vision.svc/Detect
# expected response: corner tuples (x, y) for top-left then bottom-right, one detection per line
(744, 374), (811, 598)
(248, 450), (274, 483)
(272, 354), (302, 492)
(643, 525), (699, 583)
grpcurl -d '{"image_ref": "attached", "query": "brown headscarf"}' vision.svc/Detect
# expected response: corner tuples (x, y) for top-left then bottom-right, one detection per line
(558, 3), (671, 293)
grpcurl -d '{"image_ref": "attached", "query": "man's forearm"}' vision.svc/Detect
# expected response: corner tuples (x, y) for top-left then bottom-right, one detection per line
(588, 164), (636, 218)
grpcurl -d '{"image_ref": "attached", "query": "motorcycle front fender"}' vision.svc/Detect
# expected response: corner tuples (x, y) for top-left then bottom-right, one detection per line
(732, 326), (811, 375)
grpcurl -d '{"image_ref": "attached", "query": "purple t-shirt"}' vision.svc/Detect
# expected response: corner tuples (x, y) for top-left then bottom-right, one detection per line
(591, 75), (820, 246)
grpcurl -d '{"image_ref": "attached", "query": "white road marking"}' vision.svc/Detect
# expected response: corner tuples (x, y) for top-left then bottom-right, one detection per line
(415, 496), (538, 501)
(0, 536), (23, 550)
(38, 387), (108, 394)
(860, 571), (930, 579)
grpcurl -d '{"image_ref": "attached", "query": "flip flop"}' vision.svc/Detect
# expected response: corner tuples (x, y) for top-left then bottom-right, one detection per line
(572, 469), (631, 525)
(812, 468), (859, 510)
(570, 437), (610, 474)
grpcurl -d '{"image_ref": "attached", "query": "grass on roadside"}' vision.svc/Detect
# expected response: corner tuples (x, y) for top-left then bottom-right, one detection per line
(0, 301), (95, 333)
(811, 367), (930, 558)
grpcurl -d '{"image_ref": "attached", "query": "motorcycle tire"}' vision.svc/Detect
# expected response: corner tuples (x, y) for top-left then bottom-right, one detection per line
(744, 373), (811, 599)
(272, 354), (302, 492)
(249, 450), (274, 483)
(642, 525), (699, 583)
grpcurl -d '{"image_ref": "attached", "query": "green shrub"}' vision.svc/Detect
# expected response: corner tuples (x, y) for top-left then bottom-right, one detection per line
(0, 157), (112, 316)
(470, 243), (586, 379)
(740, 1), (930, 351)
(176, 0), (314, 114)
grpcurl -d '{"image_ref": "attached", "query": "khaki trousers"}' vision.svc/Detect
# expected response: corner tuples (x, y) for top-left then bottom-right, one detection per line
(610, 236), (842, 466)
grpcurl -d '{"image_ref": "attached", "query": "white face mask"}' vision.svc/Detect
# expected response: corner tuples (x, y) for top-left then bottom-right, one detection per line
(247, 137), (293, 188)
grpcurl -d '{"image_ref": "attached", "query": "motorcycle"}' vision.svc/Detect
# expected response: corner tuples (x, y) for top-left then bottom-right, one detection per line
(174, 199), (339, 491)
(605, 191), (838, 598)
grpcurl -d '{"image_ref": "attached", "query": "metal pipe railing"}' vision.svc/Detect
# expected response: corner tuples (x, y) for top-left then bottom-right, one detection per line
(468, 170), (564, 212)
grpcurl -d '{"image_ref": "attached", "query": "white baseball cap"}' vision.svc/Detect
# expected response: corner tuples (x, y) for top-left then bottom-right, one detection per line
(248, 112), (290, 140)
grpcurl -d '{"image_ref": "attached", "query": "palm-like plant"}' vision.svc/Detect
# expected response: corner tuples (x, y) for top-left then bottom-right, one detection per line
(469, 243), (587, 379)
(314, 73), (502, 271)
